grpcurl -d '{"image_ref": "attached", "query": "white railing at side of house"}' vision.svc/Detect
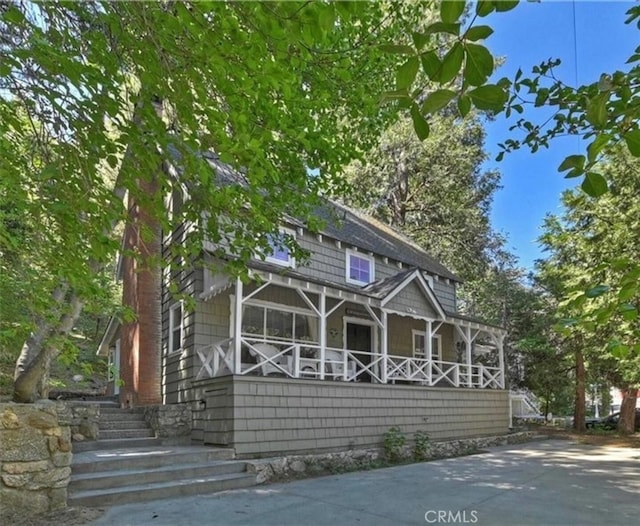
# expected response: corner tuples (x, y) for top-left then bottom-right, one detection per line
(195, 336), (503, 389)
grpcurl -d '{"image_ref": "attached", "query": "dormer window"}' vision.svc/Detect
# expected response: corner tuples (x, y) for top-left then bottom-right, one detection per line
(346, 249), (374, 285)
(266, 228), (296, 267)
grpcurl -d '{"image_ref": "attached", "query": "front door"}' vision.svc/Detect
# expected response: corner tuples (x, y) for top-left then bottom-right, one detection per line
(346, 322), (373, 382)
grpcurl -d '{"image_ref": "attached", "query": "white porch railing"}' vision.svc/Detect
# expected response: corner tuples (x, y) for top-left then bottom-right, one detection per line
(195, 336), (503, 389)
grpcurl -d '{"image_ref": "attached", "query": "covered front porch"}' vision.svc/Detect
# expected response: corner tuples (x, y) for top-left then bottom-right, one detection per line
(195, 267), (505, 390)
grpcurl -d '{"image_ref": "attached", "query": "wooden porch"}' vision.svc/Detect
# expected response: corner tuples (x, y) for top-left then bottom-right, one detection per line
(195, 336), (503, 389)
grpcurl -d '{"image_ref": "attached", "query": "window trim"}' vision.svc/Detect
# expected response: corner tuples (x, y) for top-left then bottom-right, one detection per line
(345, 248), (375, 285)
(168, 301), (184, 354)
(240, 299), (319, 344)
(424, 273), (434, 289)
(265, 227), (296, 268)
(412, 330), (442, 361)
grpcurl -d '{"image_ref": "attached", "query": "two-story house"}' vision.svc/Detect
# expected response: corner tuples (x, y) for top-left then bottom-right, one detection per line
(101, 155), (509, 458)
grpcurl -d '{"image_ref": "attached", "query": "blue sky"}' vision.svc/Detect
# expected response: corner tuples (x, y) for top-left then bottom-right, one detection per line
(481, 1), (637, 271)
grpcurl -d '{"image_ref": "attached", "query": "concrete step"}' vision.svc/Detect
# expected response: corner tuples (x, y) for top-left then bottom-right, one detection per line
(98, 412), (146, 423)
(69, 460), (247, 492)
(99, 420), (150, 431)
(100, 407), (145, 415)
(68, 472), (256, 507)
(73, 445), (236, 473)
(73, 437), (161, 453)
(99, 428), (155, 440)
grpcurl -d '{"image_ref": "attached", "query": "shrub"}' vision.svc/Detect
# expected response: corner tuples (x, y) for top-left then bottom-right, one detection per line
(413, 430), (430, 461)
(383, 426), (406, 461)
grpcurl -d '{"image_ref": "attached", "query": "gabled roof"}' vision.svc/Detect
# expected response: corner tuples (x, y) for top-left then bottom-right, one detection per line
(375, 268), (447, 319)
(201, 153), (461, 283)
(312, 201), (460, 282)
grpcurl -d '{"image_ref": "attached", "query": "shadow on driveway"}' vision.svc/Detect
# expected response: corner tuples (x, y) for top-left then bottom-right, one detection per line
(93, 439), (640, 526)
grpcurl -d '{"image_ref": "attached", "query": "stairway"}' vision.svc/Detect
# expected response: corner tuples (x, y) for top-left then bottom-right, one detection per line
(73, 404), (158, 453)
(69, 405), (256, 506)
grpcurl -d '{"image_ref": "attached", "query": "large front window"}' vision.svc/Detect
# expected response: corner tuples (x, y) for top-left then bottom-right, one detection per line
(346, 249), (374, 285)
(242, 303), (318, 343)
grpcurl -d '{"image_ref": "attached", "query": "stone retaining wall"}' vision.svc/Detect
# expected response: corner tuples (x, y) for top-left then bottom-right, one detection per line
(68, 403), (100, 442)
(144, 404), (192, 445)
(247, 431), (536, 484)
(0, 401), (72, 518)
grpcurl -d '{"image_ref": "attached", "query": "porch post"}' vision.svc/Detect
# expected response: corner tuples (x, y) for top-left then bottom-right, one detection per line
(498, 333), (506, 389)
(319, 292), (326, 380)
(233, 277), (243, 375)
(425, 320), (432, 385)
(381, 310), (388, 384)
(465, 326), (473, 388)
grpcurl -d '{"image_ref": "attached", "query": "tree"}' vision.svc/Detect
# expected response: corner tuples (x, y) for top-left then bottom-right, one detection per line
(537, 148), (640, 433)
(1, 1), (448, 401)
(343, 113), (501, 281)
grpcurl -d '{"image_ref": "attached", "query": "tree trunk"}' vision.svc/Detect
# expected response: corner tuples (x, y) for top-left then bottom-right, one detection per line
(618, 387), (638, 435)
(13, 294), (84, 402)
(573, 348), (586, 432)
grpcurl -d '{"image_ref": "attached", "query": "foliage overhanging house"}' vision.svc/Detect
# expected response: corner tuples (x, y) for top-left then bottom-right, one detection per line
(100, 155), (510, 458)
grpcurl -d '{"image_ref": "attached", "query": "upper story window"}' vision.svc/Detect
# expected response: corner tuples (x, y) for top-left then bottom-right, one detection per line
(346, 249), (374, 285)
(169, 302), (184, 354)
(265, 228), (296, 268)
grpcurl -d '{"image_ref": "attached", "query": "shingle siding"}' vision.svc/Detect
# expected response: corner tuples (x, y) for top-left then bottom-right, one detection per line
(286, 229), (458, 311)
(194, 376), (509, 457)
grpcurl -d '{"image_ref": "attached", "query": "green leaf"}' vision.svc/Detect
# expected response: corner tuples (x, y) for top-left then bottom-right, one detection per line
(420, 51), (441, 80)
(458, 95), (471, 117)
(421, 89), (457, 115)
(379, 44), (415, 55)
(475, 0), (495, 17)
(608, 342), (630, 359)
(586, 134), (611, 163)
(463, 43), (494, 86)
(465, 25), (494, 41)
(494, 0), (520, 12)
(412, 32), (430, 51)
(619, 303), (638, 321)
(2, 6), (25, 24)
(623, 129), (640, 156)
(410, 104), (430, 141)
(585, 284), (609, 298)
(379, 90), (411, 105)
(438, 42), (464, 84)
(581, 172), (608, 197)
(618, 282), (637, 301)
(558, 154), (585, 177)
(585, 93), (608, 129)
(396, 56), (419, 90)
(440, 0), (466, 24)
(467, 84), (507, 111)
(318, 4), (336, 32)
(424, 21), (461, 36)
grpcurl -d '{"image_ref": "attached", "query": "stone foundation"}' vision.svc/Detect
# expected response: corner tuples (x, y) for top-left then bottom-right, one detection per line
(247, 432), (535, 484)
(144, 404), (191, 445)
(0, 401), (72, 518)
(67, 403), (100, 442)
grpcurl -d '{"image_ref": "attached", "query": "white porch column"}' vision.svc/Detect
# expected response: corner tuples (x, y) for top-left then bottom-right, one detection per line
(381, 310), (388, 384)
(425, 320), (432, 386)
(465, 326), (473, 388)
(319, 292), (326, 380)
(233, 277), (243, 375)
(498, 333), (506, 389)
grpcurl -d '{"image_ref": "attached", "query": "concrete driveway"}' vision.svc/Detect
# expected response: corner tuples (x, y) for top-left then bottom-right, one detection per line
(93, 439), (640, 526)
